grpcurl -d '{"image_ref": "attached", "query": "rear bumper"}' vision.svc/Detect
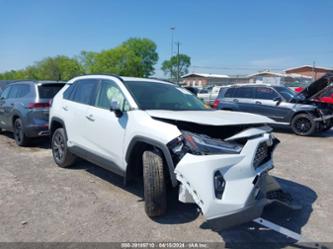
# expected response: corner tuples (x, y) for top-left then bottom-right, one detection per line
(24, 124), (50, 137)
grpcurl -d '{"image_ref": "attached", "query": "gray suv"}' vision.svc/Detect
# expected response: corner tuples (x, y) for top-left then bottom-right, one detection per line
(0, 81), (65, 146)
(216, 83), (333, 136)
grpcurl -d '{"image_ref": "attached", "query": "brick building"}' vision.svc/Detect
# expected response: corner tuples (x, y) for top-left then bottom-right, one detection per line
(284, 65), (333, 80)
(181, 73), (229, 87)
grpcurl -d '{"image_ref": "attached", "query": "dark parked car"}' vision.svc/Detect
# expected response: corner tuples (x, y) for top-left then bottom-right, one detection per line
(0, 81), (65, 146)
(215, 76), (333, 136)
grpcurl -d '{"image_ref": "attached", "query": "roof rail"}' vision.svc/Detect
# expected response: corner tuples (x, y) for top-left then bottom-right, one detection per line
(74, 73), (124, 82)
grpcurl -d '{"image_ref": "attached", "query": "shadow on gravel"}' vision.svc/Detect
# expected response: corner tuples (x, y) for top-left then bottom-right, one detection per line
(70, 159), (200, 225)
(207, 177), (317, 249)
(272, 125), (333, 138)
(0, 131), (50, 149)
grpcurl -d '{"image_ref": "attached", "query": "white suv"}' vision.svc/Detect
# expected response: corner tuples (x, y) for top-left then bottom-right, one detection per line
(49, 75), (294, 229)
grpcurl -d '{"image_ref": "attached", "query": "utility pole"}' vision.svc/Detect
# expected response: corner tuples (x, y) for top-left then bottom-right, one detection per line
(170, 27), (175, 57)
(176, 41), (180, 83)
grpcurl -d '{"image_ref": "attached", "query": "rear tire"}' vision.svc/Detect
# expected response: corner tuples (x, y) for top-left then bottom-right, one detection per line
(51, 128), (76, 168)
(13, 118), (30, 146)
(291, 113), (316, 136)
(142, 150), (167, 217)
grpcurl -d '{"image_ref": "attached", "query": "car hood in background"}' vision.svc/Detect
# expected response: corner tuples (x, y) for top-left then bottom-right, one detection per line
(146, 110), (275, 126)
(297, 72), (333, 100)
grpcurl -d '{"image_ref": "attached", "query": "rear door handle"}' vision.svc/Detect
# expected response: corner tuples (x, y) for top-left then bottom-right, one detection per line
(255, 101), (262, 104)
(62, 106), (68, 111)
(233, 99), (239, 103)
(86, 114), (95, 122)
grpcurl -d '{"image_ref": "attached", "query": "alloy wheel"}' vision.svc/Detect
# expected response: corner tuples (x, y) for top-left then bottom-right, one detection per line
(14, 120), (23, 144)
(53, 132), (65, 162)
(294, 117), (312, 134)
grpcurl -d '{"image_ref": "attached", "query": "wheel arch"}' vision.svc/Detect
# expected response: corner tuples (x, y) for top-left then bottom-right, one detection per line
(50, 117), (66, 137)
(125, 136), (178, 187)
(290, 110), (318, 123)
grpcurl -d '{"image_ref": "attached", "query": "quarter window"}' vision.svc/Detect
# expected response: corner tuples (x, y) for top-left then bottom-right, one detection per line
(71, 79), (98, 105)
(255, 87), (279, 100)
(16, 85), (31, 98)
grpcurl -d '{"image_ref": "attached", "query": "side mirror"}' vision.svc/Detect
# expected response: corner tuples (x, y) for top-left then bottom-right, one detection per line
(273, 97), (282, 105)
(110, 101), (123, 118)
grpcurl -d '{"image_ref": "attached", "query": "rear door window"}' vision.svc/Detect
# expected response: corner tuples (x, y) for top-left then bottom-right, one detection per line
(71, 79), (98, 105)
(255, 87), (279, 100)
(7, 85), (21, 99)
(38, 84), (65, 99)
(1, 86), (12, 99)
(224, 88), (236, 98)
(6, 84), (32, 99)
(234, 87), (254, 98)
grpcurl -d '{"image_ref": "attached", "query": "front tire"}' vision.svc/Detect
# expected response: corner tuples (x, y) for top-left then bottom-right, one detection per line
(291, 113), (316, 136)
(51, 128), (76, 168)
(142, 150), (167, 217)
(13, 118), (30, 146)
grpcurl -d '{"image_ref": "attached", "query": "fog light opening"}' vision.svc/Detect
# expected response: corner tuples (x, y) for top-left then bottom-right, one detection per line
(214, 171), (225, 199)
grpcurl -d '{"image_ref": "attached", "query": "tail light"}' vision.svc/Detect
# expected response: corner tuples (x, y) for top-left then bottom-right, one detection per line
(27, 102), (50, 109)
(212, 99), (220, 109)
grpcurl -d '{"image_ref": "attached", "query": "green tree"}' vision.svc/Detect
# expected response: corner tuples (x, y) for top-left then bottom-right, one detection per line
(90, 38), (158, 77)
(35, 56), (83, 80)
(77, 50), (97, 74)
(0, 37), (159, 80)
(122, 38), (159, 77)
(161, 54), (191, 81)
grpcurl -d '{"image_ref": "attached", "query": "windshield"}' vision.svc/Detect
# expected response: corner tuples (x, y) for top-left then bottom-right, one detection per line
(123, 81), (209, 110)
(273, 86), (300, 101)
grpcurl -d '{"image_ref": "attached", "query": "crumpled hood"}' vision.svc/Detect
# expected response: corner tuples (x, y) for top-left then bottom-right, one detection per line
(146, 110), (275, 126)
(297, 72), (333, 100)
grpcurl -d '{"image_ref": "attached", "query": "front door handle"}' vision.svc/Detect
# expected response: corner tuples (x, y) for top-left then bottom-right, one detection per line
(233, 99), (239, 103)
(86, 114), (95, 122)
(62, 106), (68, 111)
(255, 101), (262, 104)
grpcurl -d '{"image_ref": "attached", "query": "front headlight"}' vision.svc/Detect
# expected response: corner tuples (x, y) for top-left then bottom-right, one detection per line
(182, 131), (243, 155)
(167, 131), (243, 164)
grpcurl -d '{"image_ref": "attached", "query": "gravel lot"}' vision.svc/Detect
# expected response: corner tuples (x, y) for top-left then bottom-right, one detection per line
(0, 129), (332, 245)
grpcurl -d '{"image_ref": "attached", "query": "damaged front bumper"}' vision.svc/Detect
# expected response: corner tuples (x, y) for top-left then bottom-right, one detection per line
(174, 132), (283, 229)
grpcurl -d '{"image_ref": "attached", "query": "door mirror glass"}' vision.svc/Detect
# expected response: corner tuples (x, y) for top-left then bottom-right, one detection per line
(110, 101), (120, 111)
(110, 101), (123, 118)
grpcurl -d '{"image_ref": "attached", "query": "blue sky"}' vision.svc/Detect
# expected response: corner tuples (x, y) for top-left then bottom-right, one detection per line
(0, 0), (332, 76)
